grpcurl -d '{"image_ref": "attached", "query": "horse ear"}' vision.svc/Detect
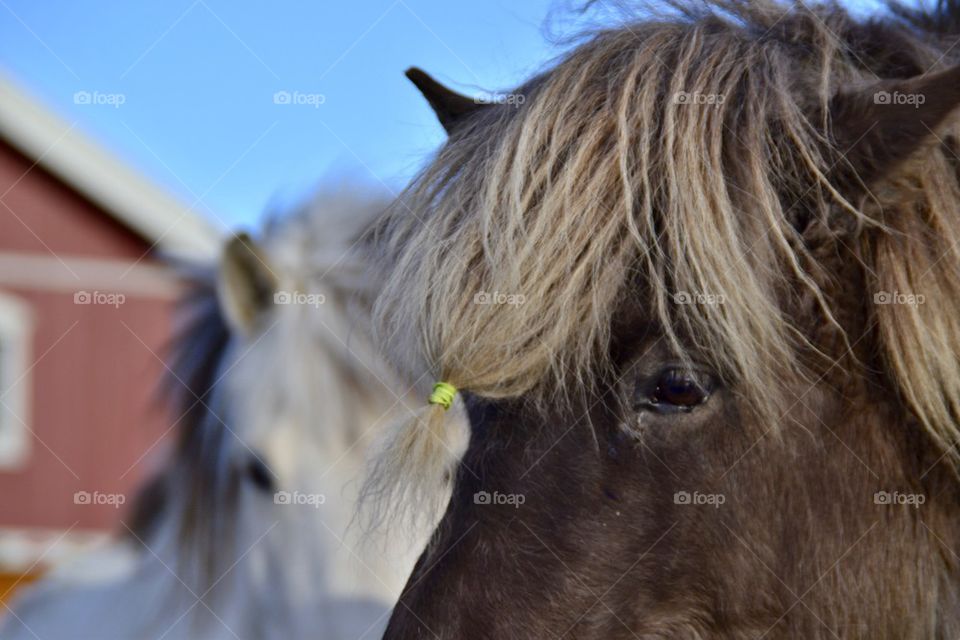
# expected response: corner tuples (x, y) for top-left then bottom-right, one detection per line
(405, 67), (486, 134)
(830, 64), (960, 188)
(217, 232), (278, 335)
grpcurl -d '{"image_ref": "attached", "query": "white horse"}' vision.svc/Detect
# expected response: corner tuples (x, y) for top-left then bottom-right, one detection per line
(0, 190), (458, 639)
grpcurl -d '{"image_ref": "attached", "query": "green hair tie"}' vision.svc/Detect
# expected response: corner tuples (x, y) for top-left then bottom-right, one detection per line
(428, 381), (457, 410)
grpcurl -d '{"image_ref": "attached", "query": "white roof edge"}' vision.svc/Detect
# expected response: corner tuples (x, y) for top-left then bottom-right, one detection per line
(0, 73), (224, 261)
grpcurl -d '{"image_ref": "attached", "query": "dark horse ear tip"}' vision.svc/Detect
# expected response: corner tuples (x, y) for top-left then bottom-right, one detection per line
(403, 67), (447, 96)
(403, 66), (486, 134)
(405, 67), (427, 81)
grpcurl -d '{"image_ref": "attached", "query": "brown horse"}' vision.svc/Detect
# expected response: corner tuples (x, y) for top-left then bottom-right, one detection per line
(367, 1), (960, 637)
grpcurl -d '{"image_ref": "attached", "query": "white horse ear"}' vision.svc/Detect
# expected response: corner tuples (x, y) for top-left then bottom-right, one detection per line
(217, 232), (278, 335)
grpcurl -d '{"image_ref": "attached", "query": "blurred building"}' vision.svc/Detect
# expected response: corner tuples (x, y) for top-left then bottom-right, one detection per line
(0, 75), (219, 600)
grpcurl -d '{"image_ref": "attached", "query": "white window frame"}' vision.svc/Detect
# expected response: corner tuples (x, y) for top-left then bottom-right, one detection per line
(0, 292), (32, 469)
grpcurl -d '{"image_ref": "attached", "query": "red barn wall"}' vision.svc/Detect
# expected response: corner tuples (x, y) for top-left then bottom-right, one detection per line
(0, 139), (180, 533)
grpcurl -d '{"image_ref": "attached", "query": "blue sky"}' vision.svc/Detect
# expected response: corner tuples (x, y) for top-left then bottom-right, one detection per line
(0, 0), (578, 229)
(0, 0), (887, 230)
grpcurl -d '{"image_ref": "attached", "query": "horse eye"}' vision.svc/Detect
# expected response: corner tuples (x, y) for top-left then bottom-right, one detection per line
(246, 455), (276, 493)
(637, 368), (714, 413)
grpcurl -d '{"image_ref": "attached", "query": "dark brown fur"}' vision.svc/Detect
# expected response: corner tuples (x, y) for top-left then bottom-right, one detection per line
(381, 2), (960, 637)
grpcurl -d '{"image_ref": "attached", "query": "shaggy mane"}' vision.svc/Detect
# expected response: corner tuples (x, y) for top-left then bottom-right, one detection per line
(367, 0), (960, 509)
